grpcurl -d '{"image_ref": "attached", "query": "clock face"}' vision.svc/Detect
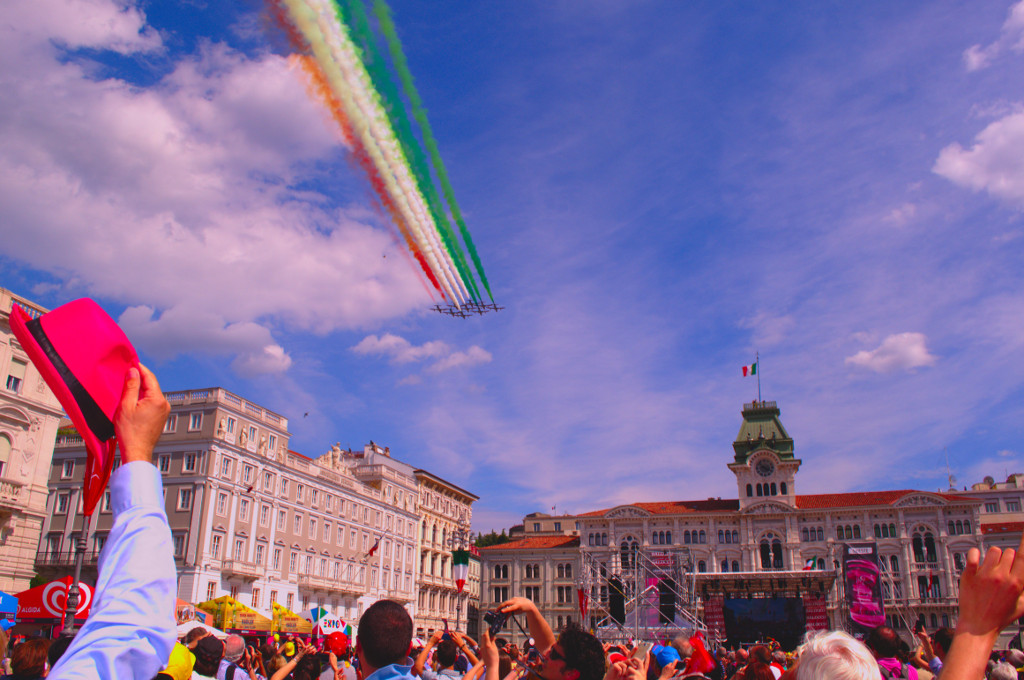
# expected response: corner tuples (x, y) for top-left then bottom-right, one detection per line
(755, 459), (775, 477)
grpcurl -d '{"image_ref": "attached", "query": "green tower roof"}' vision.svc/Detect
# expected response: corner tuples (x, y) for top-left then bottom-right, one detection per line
(733, 400), (794, 463)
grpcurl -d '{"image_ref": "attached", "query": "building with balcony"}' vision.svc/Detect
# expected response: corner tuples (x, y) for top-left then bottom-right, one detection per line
(42, 388), (420, 622)
(480, 400), (988, 646)
(0, 288), (64, 593)
(414, 470), (478, 638)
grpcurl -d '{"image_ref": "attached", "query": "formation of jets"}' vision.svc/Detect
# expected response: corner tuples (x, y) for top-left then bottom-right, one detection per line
(432, 302), (504, 317)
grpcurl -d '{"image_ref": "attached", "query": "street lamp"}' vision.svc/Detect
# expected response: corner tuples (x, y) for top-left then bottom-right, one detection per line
(446, 523), (473, 632)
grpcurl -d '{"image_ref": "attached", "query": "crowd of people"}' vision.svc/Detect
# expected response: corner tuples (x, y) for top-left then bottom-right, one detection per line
(0, 360), (1023, 679)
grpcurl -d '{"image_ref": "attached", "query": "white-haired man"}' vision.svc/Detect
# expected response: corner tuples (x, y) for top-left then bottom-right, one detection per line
(792, 631), (878, 680)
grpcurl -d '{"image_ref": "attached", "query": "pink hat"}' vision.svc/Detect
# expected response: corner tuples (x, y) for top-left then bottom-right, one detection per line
(10, 298), (138, 516)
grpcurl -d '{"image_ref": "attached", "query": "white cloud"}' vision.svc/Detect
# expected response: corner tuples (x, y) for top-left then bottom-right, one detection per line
(962, 0), (1024, 72)
(351, 334), (450, 364)
(739, 312), (795, 348)
(933, 112), (1024, 205)
(119, 305), (292, 375)
(845, 332), (937, 373)
(426, 346), (492, 373)
(0, 0), (433, 374)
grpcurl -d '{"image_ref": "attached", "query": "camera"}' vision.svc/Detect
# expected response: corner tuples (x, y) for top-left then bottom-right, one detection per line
(484, 609), (509, 637)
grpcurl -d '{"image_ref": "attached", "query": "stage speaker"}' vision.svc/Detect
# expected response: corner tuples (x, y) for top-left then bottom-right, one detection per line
(658, 578), (676, 624)
(608, 576), (625, 624)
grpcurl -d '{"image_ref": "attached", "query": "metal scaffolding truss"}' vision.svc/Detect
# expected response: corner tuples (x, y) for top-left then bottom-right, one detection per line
(579, 546), (707, 643)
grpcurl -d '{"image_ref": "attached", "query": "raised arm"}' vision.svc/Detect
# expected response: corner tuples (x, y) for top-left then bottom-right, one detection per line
(498, 597), (555, 655)
(414, 630), (445, 677)
(49, 365), (176, 679)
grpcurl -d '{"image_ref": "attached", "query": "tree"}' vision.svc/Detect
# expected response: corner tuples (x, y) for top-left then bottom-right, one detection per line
(475, 530), (510, 548)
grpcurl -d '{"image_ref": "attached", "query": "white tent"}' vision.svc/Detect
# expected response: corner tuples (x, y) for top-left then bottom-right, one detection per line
(177, 620), (228, 640)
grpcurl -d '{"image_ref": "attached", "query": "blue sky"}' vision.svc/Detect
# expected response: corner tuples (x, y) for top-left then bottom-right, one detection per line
(3, 0), (1024, 532)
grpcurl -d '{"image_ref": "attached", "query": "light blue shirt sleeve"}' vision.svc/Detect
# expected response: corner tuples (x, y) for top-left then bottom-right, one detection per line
(50, 461), (177, 679)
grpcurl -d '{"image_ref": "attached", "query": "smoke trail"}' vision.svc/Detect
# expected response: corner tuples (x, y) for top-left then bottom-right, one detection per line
(337, 0), (481, 302)
(373, 0), (495, 302)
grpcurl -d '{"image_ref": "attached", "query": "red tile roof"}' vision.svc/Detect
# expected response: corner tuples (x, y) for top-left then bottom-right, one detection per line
(479, 536), (581, 551)
(578, 490), (975, 517)
(981, 521), (1024, 535)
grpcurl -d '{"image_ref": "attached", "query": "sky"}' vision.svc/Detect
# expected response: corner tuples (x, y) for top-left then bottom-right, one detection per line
(3, 0), (1024, 533)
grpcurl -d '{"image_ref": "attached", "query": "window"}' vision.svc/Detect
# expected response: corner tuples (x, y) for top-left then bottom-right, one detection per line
(297, 483), (305, 503)
(554, 522), (561, 531)
(173, 534), (185, 557)
(183, 453), (197, 473)
(101, 491), (111, 512)
(533, 523), (540, 532)
(248, 425), (257, 444)
(252, 588), (261, 608)
(294, 514), (303, 534)
(189, 412), (203, 431)
(311, 489), (319, 506)
(94, 533), (107, 552)
(217, 492), (227, 515)
(264, 471), (273, 491)
(289, 552), (297, 571)
(324, 523), (332, 542)
(255, 543), (265, 565)
(211, 533), (222, 558)
(5, 359), (26, 393)
(226, 417), (236, 433)
(273, 548), (282, 570)
(1008, 500), (1022, 513)
(243, 465), (253, 483)
(162, 413), (177, 433)
(278, 510), (287, 530)
(746, 484), (753, 497)
(61, 460), (74, 479)
(233, 538), (245, 560)
(281, 478), (289, 495)
(158, 455), (170, 473)
(207, 582), (217, 601)
(177, 488), (192, 510)
(239, 498), (250, 521)
(309, 518), (317, 538)
(268, 434), (277, 452)
(221, 458), (232, 477)
(286, 593), (294, 610)
(349, 530), (356, 549)
(260, 504), (270, 526)
(985, 502), (1000, 513)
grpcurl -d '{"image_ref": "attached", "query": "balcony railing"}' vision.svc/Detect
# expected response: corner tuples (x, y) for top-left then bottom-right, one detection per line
(222, 559), (262, 581)
(0, 478), (25, 509)
(35, 550), (101, 569)
(296, 574), (363, 595)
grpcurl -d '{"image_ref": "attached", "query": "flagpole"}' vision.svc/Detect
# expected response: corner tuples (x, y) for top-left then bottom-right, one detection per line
(756, 351), (761, 402)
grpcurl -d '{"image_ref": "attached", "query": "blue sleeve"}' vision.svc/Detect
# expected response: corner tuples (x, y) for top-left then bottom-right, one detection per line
(49, 461), (177, 679)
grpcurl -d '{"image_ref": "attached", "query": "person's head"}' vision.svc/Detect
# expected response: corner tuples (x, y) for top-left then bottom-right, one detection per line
(436, 639), (459, 668)
(772, 650), (785, 666)
(991, 661), (1018, 680)
(736, 649), (749, 663)
(741, 662), (774, 680)
(224, 634), (245, 663)
(794, 630), (877, 680)
(10, 638), (51, 677)
(183, 626), (210, 649)
(539, 622), (606, 680)
(193, 635), (225, 676)
(292, 654), (324, 680)
(499, 651), (513, 678)
(749, 646), (772, 665)
(671, 636), (694, 660)
(864, 626), (899, 659)
(716, 647), (727, 660)
(931, 628), (953, 659)
(1005, 648), (1024, 667)
(47, 635), (73, 668)
(357, 599), (413, 672)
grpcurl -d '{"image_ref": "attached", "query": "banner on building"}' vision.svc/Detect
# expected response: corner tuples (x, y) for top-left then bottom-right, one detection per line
(842, 543), (885, 635)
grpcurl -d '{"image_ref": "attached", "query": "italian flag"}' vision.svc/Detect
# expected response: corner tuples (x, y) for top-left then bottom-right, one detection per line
(452, 549), (470, 593)
(742, 362), (757, 377)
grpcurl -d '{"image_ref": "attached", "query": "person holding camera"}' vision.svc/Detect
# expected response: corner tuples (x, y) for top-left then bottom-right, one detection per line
(414, 630), (479, 680)
(495, 598), (605, 680)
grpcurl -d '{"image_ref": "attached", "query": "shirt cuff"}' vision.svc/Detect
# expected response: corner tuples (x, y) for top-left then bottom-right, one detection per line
(109, 461), (164, 514)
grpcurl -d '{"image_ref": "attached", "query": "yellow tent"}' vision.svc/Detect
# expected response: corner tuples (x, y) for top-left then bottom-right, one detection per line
(197, 595), (273, 634)
(272, 601), (313, 634)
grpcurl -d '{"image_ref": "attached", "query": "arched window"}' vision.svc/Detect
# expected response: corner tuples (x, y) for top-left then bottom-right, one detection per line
(495, 565), (502, 579)
(718, 530), (725, 543)
(889, 555), (899, 573)
(422, 522), (427, 540)
(665, 531), (672, 544)
(770, 482), (777, 496)
(732, 530), (739, 543)
(732, 560), (740, 572)
(652, 532), (659, 545)
(874, 525), (881, 538)
(699, 530), (706, 544)
(725, 530), (732, 544)
(913, 533), (925, 562)
(432, 526), (438, 543)
(721, 560), (729, 573)
(930, 614), (938, 628)
(924, 533), (937, 562)
(760, 541), (771, 569)
(817, 558), (825, 570)
(557, 564), (564, 578)
(963, 520), (971, 534)
(955, 520), (964, 535)
(780, 482), (787, 495)
(853, 526), (861, 539)
(684, 531), (691, 545)
(772, 540), (783, 568)
(602, 533), (608, 546)
(816, 528), (823, 541)
(882, 524), (890, 538)
(756, 484), (763, 497)
(565, 564), (572, 578)
(837, 527), (844, 540)
(948, 521), (956, 535)
(697, 561), (706, 573)
(802, 528), (809, 542)
(588, 533), (594, 546)
(746, 484), (753, 497)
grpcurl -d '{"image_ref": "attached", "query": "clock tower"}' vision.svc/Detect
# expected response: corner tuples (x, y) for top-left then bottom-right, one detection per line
(728, 400), (801, 510)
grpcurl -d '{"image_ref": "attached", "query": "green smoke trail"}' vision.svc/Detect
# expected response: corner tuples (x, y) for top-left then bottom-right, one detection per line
(334, 0), (481, 302)
(373, 0), (495, 302)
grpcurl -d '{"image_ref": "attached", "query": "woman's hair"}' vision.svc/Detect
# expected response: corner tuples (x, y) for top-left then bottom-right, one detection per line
(11, 638), (52, 676)
(795, 631), (878, 680)
(291, 654), (324, 680)
(498, 650), (513, 678)
(741, 662), (775, 680)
